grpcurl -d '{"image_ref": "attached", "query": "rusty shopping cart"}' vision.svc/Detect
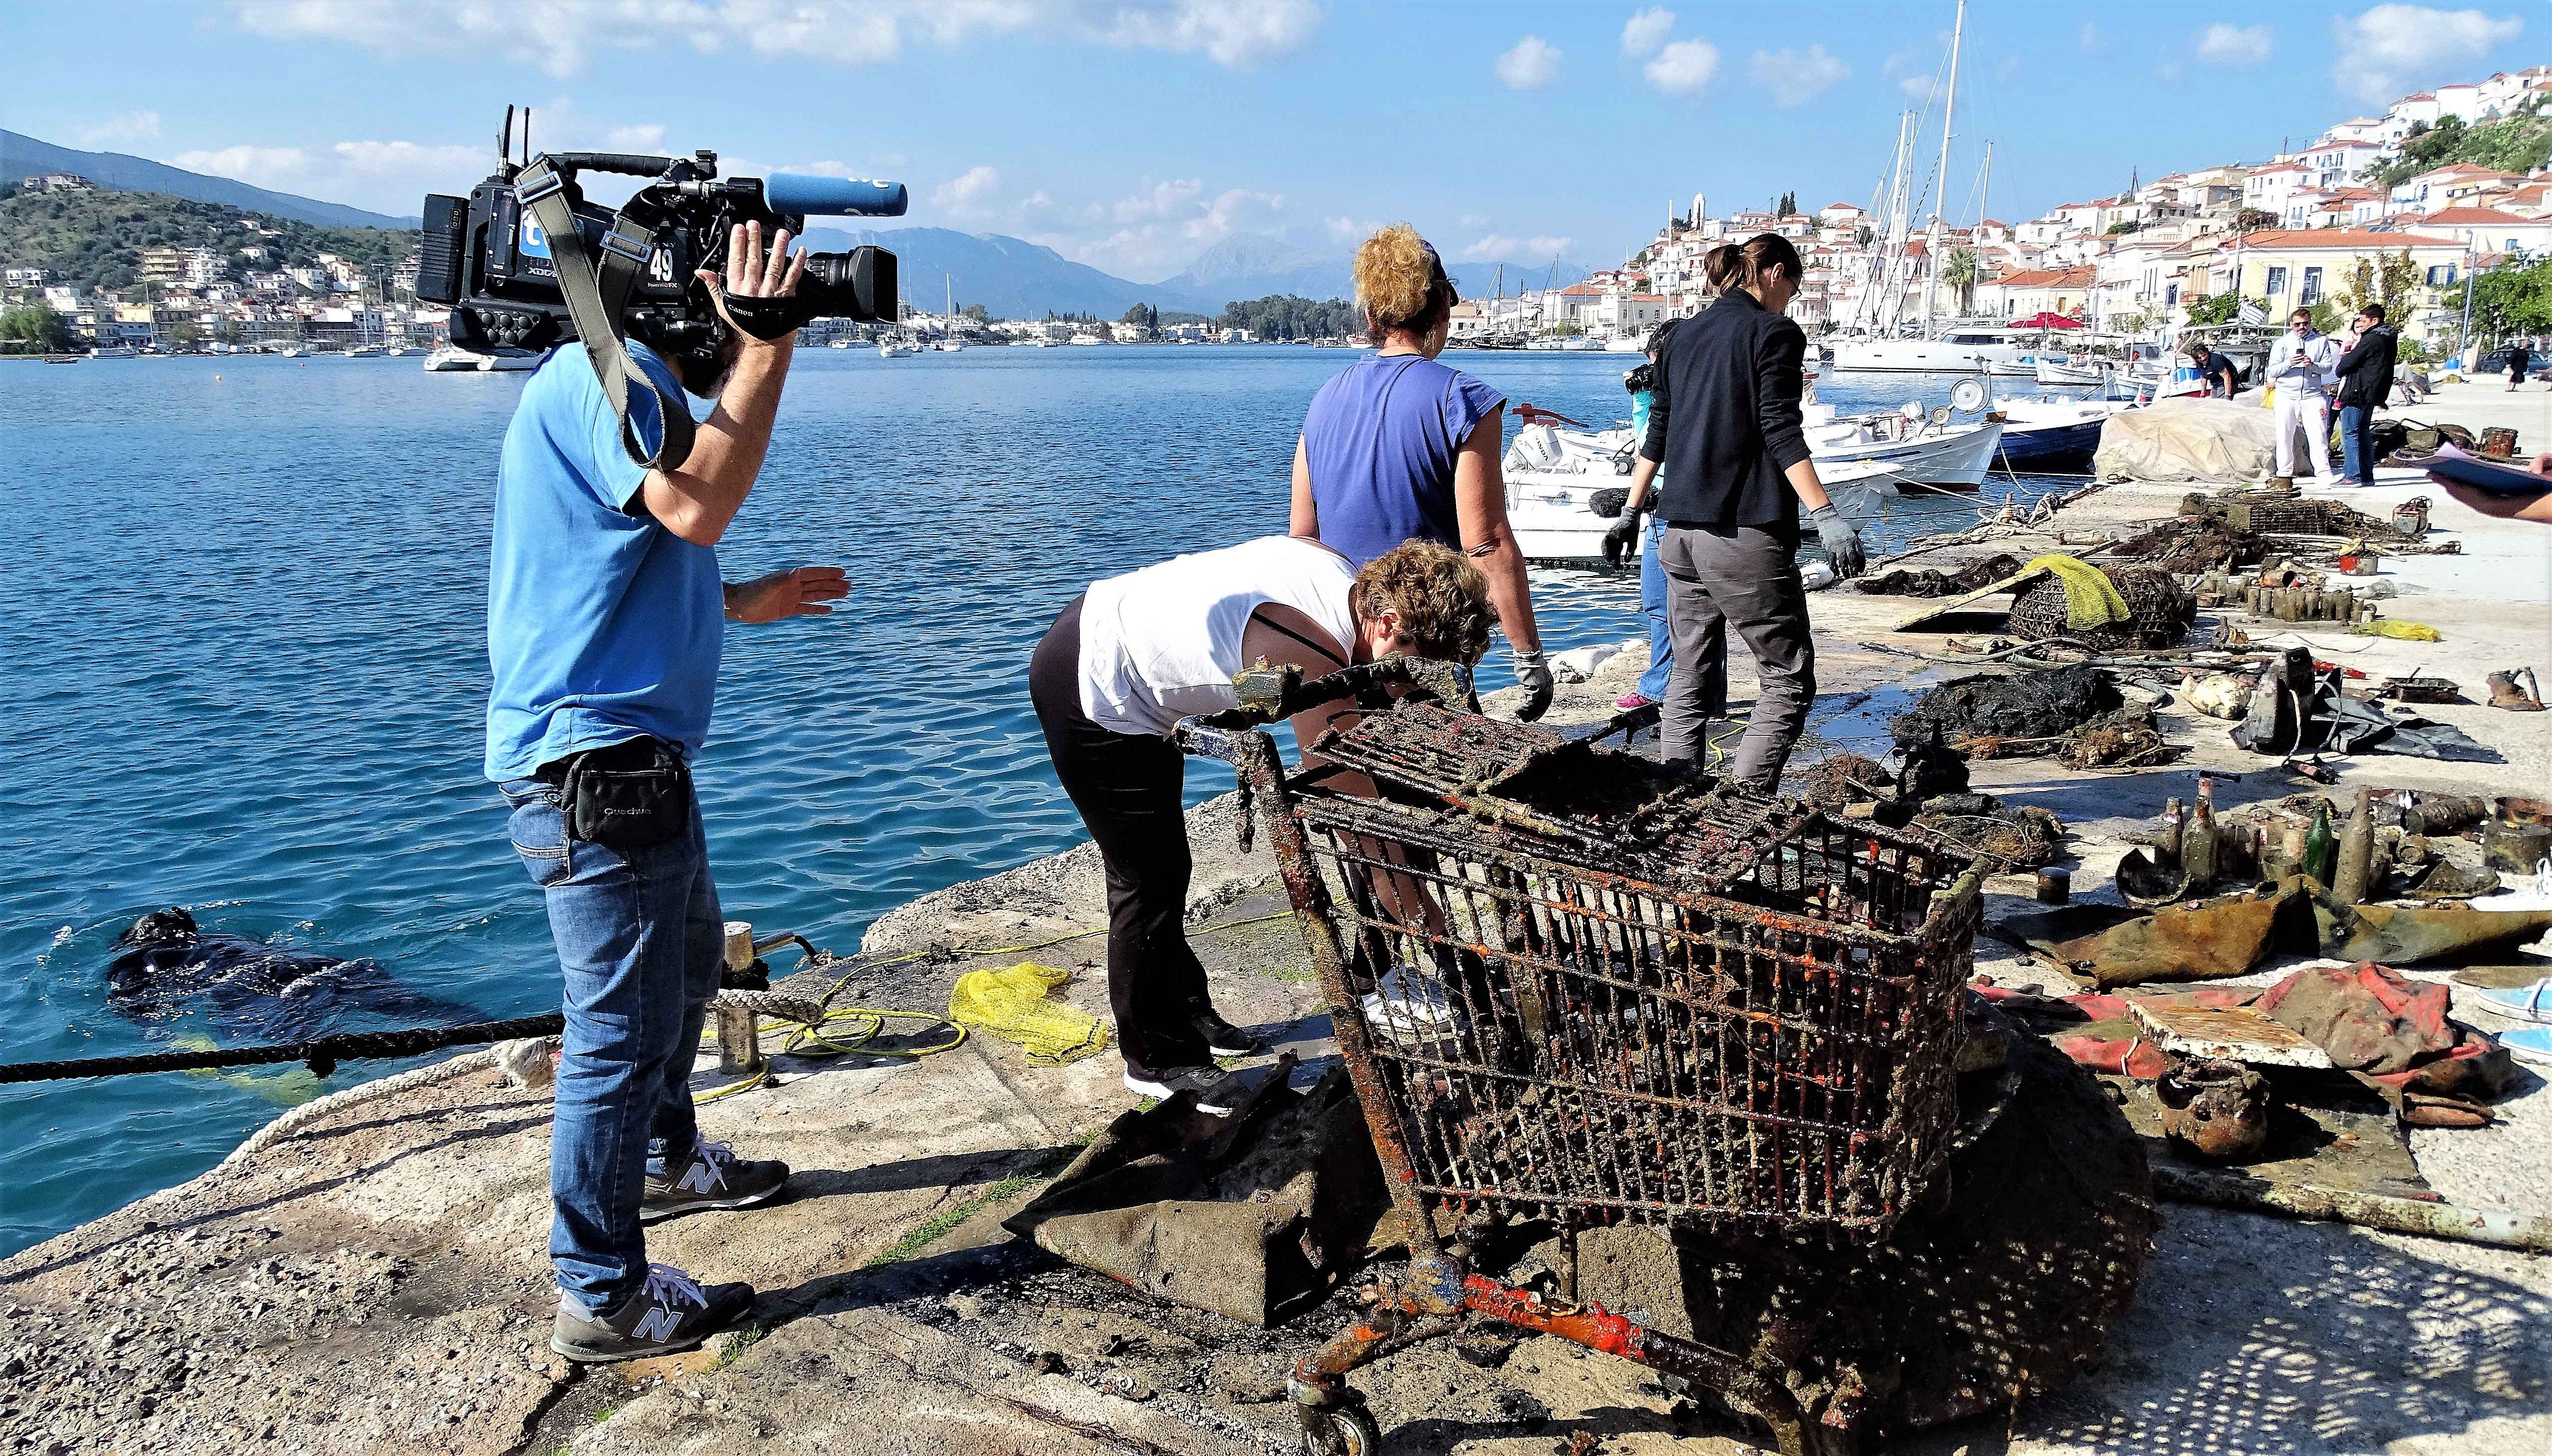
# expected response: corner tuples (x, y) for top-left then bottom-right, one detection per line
(1175, 662), (1983, 1456)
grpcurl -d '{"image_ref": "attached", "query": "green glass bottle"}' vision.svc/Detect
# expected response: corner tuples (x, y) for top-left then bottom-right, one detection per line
(2302, 798), (2339, 890)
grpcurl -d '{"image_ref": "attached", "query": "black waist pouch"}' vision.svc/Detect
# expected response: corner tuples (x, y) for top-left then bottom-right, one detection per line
(557, 738), (693, 850)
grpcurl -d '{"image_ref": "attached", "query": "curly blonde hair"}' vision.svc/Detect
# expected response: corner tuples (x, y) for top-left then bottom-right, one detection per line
(1352, 224), (1452, 340)
(1354, 540), (1493, 665)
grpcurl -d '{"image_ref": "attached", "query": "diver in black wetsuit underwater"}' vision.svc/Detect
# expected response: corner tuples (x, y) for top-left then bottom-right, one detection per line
(107, 907), (483, 1041)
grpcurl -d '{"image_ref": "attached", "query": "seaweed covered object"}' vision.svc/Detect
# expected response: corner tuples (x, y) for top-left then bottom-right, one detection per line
(1892, 665), (2124, 751)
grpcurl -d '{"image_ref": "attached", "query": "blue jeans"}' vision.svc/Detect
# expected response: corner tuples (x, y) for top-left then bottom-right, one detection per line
(502, 777), (722, 1313)
(2336, 403), (2374, 484)
(1637, 518), (1671, 701)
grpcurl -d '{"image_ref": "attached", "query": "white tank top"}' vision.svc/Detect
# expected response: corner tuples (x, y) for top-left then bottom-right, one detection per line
(1078, 536), (1361, 736)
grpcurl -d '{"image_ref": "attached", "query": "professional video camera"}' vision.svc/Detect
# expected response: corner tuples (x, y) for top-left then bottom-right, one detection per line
(414, 107), (906, 372)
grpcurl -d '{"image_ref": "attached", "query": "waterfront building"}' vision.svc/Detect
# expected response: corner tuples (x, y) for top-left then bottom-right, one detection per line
(2417, 206), (2552, 255)
(2194, 229), (2469, 341)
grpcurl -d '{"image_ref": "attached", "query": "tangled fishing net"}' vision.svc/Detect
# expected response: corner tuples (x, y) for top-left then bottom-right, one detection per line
(948, 962), (1110, 1065)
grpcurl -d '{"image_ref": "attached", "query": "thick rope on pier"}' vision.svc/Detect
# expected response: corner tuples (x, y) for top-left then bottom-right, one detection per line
(0, 1014), (571, 1085)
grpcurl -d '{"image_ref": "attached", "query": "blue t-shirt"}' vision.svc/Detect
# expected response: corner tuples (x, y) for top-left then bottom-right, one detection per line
(483, 343), (723, 781)
(1301, 353), (1505, 566)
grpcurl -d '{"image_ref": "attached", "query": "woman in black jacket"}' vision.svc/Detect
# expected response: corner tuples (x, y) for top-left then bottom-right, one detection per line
(1608, 234), (1865, 790)
(2332, 305), (2397, 487)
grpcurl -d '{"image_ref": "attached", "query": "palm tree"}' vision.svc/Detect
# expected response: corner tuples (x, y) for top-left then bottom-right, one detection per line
(1941, 247), (1980, 315)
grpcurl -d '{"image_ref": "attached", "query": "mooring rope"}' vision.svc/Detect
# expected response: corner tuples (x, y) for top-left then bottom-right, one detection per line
(0, 1013), (571, 1084)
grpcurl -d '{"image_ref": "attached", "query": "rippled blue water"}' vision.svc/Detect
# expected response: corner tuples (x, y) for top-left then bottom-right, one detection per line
(0, 346), (2071, 1254)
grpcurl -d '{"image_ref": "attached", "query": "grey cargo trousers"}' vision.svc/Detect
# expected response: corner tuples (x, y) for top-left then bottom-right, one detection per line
(1656, 523), (1816, 789)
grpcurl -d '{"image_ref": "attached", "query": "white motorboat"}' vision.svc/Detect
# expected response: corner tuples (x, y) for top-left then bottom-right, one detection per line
(2032, 356), (2107, 387)
(1604, 334), (1649, 353)
(89, 345), (139, 358)
(423, 343), (537, 372)
(828, 337), (852, 348)
(1524, 336), (1569, 351)
(1829, 327), (2025, 373)
(878, 338), (918, 358)
(345, 344), (384, 357)
(1069, 332), (1104, 345)
(1560, 335), (1606, 352)
(1498, 396), (2001, 563)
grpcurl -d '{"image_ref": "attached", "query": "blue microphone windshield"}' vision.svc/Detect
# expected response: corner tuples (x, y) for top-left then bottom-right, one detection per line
(761, 175), (908, 217)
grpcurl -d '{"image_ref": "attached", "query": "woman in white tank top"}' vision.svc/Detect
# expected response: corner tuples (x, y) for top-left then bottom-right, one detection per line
(1027, 537), (1493, 1112)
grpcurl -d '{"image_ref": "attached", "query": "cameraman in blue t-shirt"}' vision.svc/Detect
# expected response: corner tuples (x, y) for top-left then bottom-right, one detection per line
(484, 221), (848, 1365)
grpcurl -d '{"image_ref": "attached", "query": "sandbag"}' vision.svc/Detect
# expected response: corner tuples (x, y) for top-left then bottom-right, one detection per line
(2092, 396), (2279, 483)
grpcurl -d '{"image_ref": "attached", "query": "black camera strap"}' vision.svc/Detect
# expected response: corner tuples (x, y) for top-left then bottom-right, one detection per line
(516, 156), (697, 472)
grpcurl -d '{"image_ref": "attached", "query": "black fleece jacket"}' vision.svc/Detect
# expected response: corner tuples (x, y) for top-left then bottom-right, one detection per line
(1638, 288), (1813, 533)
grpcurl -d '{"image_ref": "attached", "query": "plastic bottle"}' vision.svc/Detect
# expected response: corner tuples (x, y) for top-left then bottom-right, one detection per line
(2302, 799), (2339, 890)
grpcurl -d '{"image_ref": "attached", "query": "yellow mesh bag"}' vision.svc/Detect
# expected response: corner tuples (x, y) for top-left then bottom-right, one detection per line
(948, 961), (1110, 1065)
(2020, 553), (2134, 629)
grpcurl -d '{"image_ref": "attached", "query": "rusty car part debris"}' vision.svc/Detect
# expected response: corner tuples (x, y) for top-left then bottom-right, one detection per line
(2486, 668), (2546, 711)
(2155, 1058), (2272, 1162)
(2153, 1165), (2552, 1253)
(2482, 818), (2552, 875)
(2376, 675), (2461, 704)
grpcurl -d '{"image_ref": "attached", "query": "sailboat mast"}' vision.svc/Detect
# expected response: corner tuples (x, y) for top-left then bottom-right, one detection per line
(1921, 0), (1963, 331)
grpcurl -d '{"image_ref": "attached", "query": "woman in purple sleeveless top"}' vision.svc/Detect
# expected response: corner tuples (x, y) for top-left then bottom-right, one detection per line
(1288, 226), (1553, 720)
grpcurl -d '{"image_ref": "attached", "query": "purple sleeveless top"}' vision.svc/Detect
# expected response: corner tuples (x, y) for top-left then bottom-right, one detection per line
(1300, 353), (1505, 566)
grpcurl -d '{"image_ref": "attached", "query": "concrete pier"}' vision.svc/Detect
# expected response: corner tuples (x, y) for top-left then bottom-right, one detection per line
(5, 379), (2548, 1455)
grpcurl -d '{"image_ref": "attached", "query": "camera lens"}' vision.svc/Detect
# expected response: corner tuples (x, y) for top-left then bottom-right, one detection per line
(797, 247), (896, 324)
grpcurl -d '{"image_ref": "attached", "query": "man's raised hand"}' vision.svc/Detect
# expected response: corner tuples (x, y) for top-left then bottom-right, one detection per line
(695, 221), (808, 346)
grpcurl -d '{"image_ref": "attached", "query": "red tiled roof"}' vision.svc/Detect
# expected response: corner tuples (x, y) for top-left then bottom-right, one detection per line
(2423, 207), (2540, 224)
(2212, 228), (2463, 249)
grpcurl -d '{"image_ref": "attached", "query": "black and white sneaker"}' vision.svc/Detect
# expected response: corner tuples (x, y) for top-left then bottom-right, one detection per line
(1191, 1009), (1265, 1058)
(550, 1263), (754, 1363)
(1123, 1063), (1249, 1116)
(642, 1139), (791, 1222)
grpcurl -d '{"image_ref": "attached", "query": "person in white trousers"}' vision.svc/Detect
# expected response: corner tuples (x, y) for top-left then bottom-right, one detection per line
(2261, 306), (2341, 486)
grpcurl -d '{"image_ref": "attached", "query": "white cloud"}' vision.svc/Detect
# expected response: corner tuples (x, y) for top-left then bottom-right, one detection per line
(1995, 55), (2023, 82)
(1460, 234), (1572, 262)
(1900, 74), (1936, 102)
(2079, 21), (2105, 52)
(931, 165), (1005, 215)
(1882, 47), (1919, 77)
(1748, 44), (1846, 107)
(1112, 178), (1206, 222)
(2196, 23), (2272, 66)
(1620, 7), (1674, 58)
(234, 0), (1320, 77)
(78, 110), (163, 150)
(2329, 5), (2524, 104)
(1495, 35), (1561, 90)
(1644, 38), (1719, 96)
(1459, 213), (1488, 229)
(1325, 216), (1378, 242)
(168, 138), (488, 215)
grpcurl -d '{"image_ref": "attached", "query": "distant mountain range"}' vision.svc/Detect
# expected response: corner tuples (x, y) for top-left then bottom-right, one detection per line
(810, 225), (1591, 319)
(0, 130), (416, 231)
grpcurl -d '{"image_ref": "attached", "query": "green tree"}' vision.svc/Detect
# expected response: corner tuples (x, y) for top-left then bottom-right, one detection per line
(2104, 220), (2140, 235)
(2181, 292), (2239, 325)
(1939, 246), (1979, 313)
(2470, 254), (2552, 338)
(2235, 208), (2278, 233)
(2336, 250), (2420, 319)
(0, 303), (71, 352)
(1776, 190), (1796, 217)
(960, 302), (989, 322)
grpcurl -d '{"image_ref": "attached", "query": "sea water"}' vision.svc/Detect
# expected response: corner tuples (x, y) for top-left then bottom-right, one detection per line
(0, 346), (2072, 1254)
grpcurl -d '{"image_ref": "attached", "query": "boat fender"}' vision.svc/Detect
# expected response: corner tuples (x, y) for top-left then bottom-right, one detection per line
(1800, 561), (1838, 592)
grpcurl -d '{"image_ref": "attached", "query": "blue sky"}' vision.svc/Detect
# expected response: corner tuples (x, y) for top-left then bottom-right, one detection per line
(9, 2), (2540, 281)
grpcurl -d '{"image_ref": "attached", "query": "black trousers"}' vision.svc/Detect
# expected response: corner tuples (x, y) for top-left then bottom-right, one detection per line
(1028, 595), (1213, 1078)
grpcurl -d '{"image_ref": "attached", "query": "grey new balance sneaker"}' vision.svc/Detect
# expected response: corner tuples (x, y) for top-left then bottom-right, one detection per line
(642, 1138), (791, 1221)
(551, 1263), (754, 1363)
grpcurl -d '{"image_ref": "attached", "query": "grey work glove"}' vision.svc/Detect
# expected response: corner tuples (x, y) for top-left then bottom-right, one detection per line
(1601, 509), (1645, 570)
(1512, 647), (1555, 723)
(1808, 504), (1866, 580)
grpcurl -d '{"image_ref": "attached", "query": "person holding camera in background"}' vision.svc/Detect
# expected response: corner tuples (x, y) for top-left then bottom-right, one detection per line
(487, 221), (849, 1364)
(2262, 306), (2340, 488)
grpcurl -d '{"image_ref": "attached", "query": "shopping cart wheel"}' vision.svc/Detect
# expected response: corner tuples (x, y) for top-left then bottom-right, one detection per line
(1296, 1396), (1381, 1456)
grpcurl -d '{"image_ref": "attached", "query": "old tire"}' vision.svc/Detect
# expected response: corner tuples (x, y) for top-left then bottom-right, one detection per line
(1298, 1399), (1382, 1456)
